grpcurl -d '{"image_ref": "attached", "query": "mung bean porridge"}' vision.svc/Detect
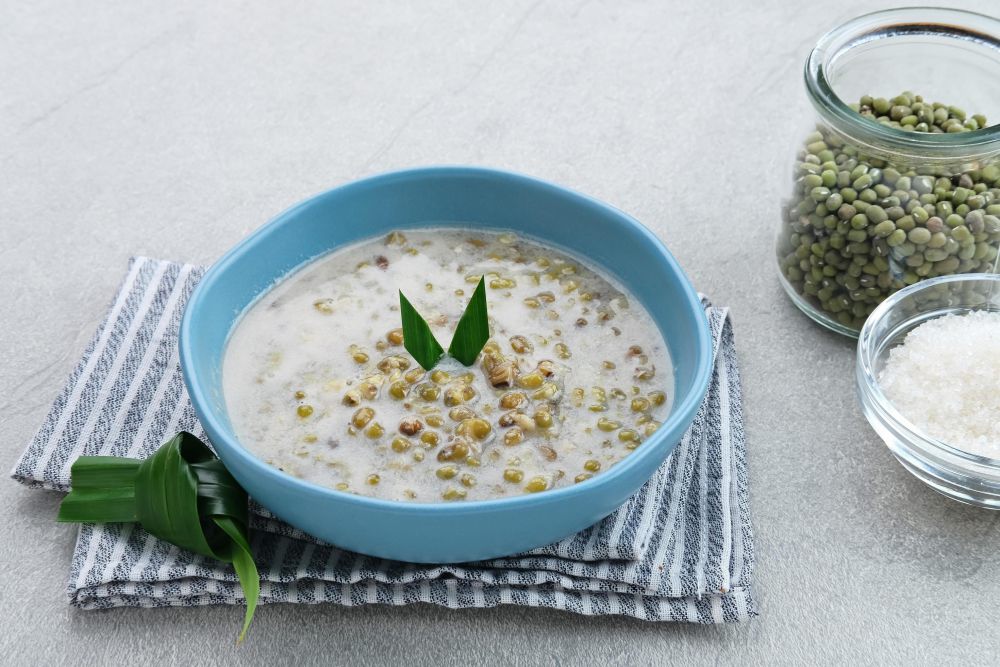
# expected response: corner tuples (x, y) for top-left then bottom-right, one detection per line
(223, 229), (673, 502)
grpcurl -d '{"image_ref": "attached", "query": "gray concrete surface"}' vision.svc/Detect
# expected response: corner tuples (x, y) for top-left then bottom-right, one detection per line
(3, 1), (1000, 664)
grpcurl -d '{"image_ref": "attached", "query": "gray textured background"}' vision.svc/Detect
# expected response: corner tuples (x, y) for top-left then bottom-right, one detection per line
(3, 1), (999, 664)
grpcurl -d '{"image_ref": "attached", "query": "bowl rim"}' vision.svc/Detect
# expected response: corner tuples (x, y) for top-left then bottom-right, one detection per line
(180, 165), (714, 514)
(857, 272), (1000, 468)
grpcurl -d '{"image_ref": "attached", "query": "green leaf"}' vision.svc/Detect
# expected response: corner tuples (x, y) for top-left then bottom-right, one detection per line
(132, 433), (216, 557)
(214, 515), (259, 643)
(57, 432), (261, 642)
(399, 290), (444, 371)
(57, 457), (141, 524)
(448, 276), (490, 366)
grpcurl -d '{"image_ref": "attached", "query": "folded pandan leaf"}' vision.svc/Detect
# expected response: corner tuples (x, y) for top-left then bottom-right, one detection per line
(400, 276), (489, 370)
(58, 432), (259, 642)
(447, 276), (489, 366)
(399, 289), (445, 371)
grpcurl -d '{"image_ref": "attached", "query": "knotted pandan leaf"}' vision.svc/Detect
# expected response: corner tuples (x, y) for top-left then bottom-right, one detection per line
(58, 432), (260, 642)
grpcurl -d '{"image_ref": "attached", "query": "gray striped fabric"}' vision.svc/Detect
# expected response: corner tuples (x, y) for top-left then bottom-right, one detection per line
(11, 257), (755, 622)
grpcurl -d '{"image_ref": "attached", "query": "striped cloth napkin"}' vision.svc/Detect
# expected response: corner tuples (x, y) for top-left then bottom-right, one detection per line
(11, 257), (755, 623)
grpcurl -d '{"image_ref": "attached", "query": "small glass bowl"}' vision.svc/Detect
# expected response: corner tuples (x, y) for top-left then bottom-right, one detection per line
(857, 273), (1000, 508)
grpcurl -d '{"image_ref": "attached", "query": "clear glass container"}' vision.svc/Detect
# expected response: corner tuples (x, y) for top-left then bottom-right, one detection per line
(777, 8), (1000, 337)
(857, 273), (1000, 508)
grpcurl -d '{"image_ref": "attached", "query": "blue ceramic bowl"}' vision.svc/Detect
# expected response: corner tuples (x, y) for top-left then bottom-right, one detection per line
(180, 167), (712, 563)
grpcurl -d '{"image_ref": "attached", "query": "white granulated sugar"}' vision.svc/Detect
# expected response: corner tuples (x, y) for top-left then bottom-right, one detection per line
(879, 310), (1000, 459)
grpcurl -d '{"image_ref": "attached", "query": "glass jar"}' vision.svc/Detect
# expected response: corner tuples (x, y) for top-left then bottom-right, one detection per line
(776, 8), (1000, 337)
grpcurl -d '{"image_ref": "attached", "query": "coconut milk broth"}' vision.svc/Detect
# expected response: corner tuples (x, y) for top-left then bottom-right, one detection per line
(222, 228), (673, 502)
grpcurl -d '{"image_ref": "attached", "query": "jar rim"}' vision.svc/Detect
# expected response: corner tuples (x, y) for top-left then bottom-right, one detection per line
(805, 7), (1000, 159)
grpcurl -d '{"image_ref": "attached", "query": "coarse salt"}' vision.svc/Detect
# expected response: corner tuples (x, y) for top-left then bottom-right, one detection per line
(879, 310), (1000, 459)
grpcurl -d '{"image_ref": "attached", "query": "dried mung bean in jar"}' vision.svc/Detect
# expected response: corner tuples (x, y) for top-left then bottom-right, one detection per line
(778, 92), (1000, 332)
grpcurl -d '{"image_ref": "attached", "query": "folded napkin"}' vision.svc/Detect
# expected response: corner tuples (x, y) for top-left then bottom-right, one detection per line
(12, 257), (755, 622)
